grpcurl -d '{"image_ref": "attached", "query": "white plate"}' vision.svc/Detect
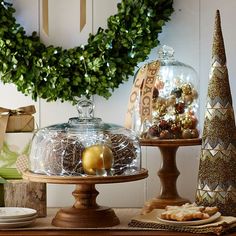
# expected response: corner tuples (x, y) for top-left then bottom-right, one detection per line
(157, 212), (221, 226)
(0, 214), (37, 223)
(0, 208), (37, 219)
(0, 219), (36, 228)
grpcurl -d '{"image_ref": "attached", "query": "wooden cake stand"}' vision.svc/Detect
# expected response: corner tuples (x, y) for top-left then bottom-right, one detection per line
(23, 169), (148, 228)
(140, 138), (201, 211)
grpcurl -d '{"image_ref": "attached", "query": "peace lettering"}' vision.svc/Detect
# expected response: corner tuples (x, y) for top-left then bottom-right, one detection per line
(141, 75), (155, 117)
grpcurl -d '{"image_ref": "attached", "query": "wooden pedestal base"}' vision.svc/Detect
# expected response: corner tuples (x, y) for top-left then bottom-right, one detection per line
(140, 138), (201, 213)
(52, 183), (120, 228)
(142, 197), (190, 213)
(52, 206), (119, 228)
(23, 169), (148, 228)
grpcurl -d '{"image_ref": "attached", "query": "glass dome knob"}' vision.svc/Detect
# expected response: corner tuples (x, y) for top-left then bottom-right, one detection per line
(76, 98), (94, 119)
(158, 45), (175, 60)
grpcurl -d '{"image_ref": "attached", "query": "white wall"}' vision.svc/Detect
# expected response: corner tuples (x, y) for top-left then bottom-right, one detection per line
(1, 0), (235, 208)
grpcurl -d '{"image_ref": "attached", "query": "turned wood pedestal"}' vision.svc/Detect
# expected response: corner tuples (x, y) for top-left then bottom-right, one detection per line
(140, 138), (201, 211)
(23, 169), (148, 228)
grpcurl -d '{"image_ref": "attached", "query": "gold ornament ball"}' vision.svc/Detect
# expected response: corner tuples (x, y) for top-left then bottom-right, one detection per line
(166, 95), (176, 107)
(181, 115), (193, 129)
(181, 83), (192, 95)
(182, 129), (192, 139)
(155, 97), (166, 107)
(82, 144), (114, 175)
(189, 115), (198, 129)
(191, 128), (199, 138)
(183, 94), (194, 105)
(191, 88), (198, 99)
(159, 130), (170, 139)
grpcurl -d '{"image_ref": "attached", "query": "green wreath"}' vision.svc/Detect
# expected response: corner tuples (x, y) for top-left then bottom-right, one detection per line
(0, 0), (173, 104)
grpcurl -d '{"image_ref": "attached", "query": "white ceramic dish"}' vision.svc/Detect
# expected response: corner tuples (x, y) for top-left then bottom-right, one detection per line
(0, 207), (37, 219)
(0, 219), (36, 228)
(157, 212), (221, 226)
(0, 214), (37, 223)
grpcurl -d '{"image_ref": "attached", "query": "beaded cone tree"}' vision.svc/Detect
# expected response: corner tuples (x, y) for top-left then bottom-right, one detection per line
(195, 10), (236, 216)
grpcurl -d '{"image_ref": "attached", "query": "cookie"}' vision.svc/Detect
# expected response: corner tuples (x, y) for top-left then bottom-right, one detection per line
(160, 203), (218, 221)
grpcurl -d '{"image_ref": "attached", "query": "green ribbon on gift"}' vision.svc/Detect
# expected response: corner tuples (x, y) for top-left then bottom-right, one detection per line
(0, 168), (21, 179)
(0, 105), (36, 150)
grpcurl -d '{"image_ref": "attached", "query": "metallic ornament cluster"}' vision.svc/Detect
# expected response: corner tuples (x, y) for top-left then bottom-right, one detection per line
(128, 46), (199, 140)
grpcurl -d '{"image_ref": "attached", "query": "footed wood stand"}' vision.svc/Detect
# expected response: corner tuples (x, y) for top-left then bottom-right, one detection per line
(140, 138), (201, 211)
(52, 183), (119, 227)
(23, 169), (148, 228)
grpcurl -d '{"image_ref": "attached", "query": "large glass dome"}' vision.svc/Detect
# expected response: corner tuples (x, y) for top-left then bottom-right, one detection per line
(29, 99), (141, 176)
(132, 45), (199, 139)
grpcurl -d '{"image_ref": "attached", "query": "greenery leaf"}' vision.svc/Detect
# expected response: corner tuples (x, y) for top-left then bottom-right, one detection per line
(0, 0), (174, 104)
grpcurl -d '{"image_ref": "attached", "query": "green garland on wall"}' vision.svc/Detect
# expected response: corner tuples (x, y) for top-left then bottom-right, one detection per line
(0, 0), (173, 104)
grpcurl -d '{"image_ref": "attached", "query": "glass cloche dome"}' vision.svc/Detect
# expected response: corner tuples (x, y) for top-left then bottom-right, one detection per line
(131, 45), (199, 139)
(29, 98), (141, 176)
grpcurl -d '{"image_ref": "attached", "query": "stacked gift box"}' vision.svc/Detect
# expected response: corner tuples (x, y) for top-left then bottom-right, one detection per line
(0, 105), (46, 217)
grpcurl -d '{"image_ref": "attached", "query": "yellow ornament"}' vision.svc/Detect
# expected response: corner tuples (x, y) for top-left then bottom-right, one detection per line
(82, 144), (114, 175)
(181, 83), (192, 95)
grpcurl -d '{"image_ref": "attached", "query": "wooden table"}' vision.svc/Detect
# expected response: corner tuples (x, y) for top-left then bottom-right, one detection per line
(0, 230), (236, 236)
(0, 229), (235, 235)
(140, 138), (202, 211)
(0, 208), (235, 236)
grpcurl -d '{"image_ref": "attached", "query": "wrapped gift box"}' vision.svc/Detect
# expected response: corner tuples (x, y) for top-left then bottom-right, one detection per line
(0, 105), (36, 133)
(0, 132), (34, 179)
(6, 114), (34, 132)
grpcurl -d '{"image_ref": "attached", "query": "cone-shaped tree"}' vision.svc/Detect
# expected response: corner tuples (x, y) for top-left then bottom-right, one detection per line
(195, 10), (236, 216)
